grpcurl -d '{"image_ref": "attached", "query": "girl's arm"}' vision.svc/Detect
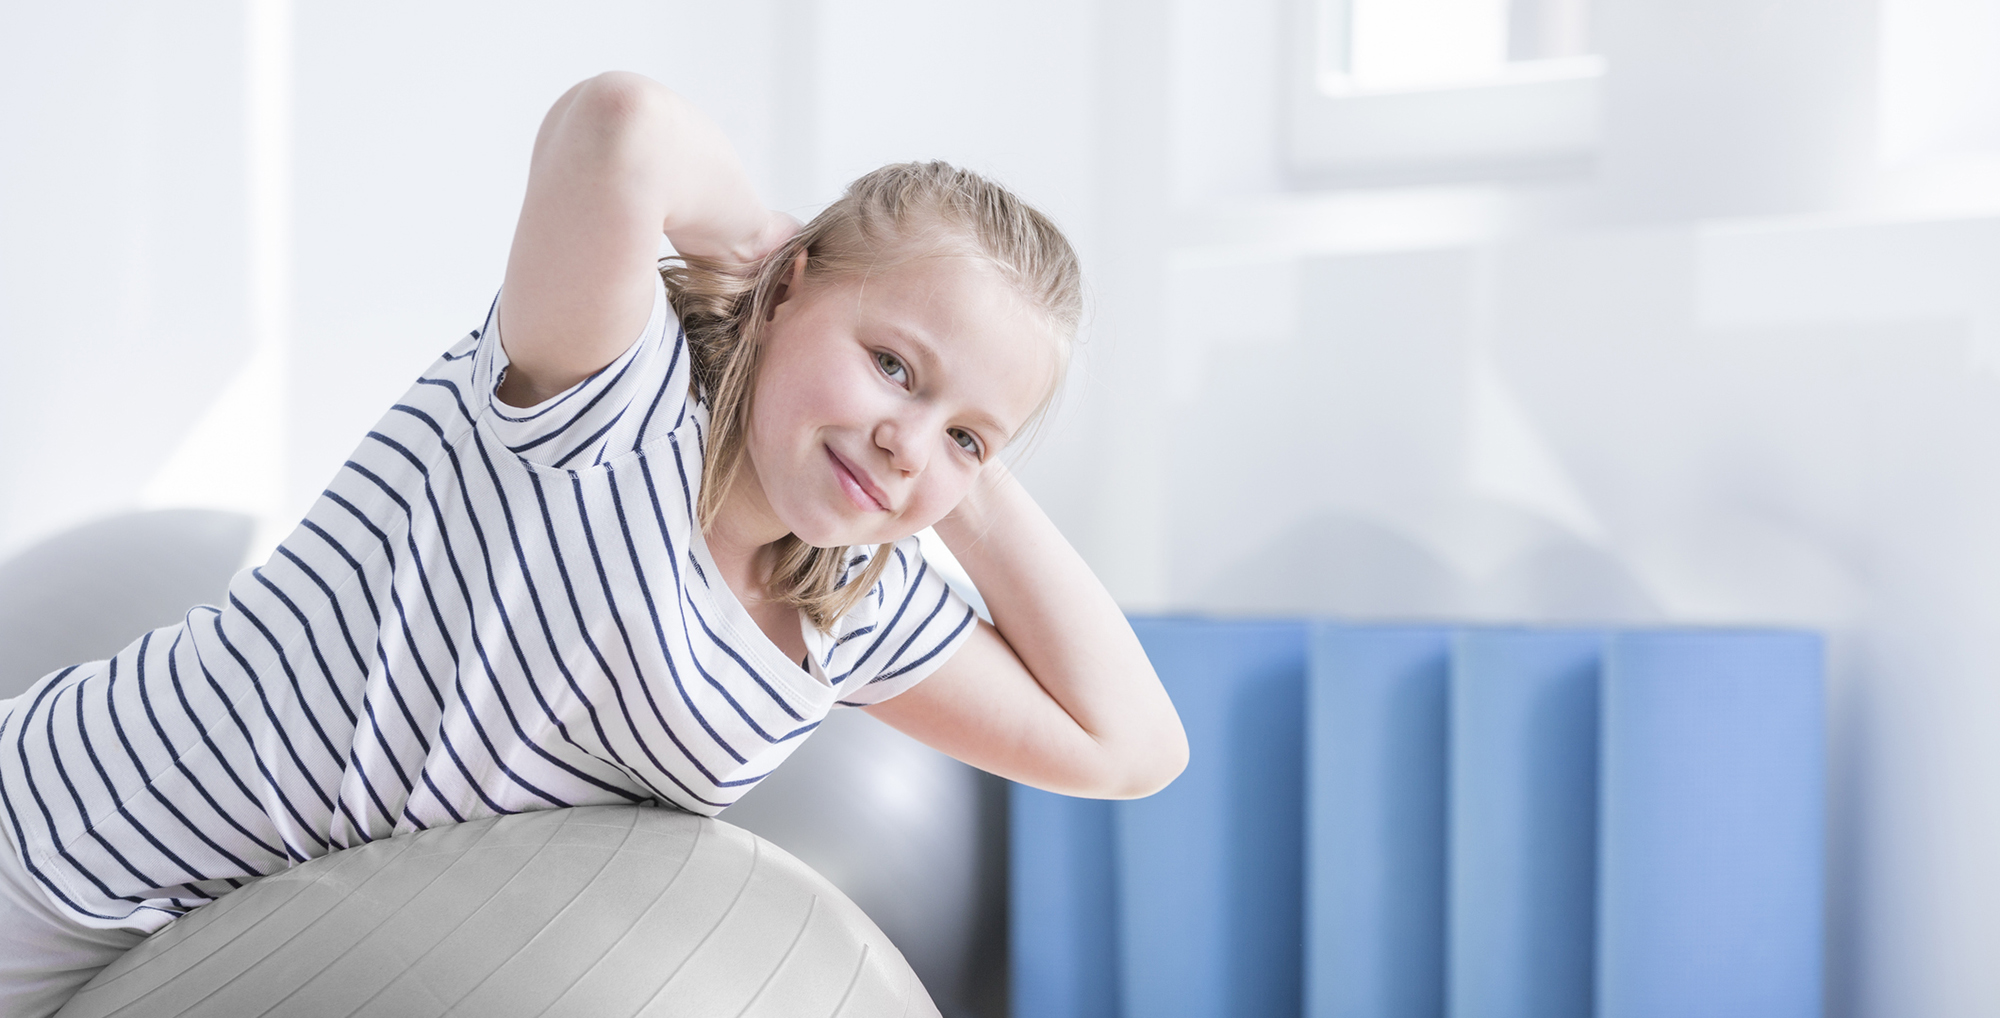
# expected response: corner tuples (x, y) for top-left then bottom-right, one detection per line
(864, 464), (1189, 799)
(497, 72), (789, 406)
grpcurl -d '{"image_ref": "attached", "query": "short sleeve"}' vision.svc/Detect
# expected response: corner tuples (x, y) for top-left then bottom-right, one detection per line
(811, 537), (980, 707)
(471, 274), (691, 469)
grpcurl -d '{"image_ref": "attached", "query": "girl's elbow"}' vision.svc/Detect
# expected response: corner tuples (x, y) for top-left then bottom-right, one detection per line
(1146, 730), (1192, 795)
(572, 71), (680, 131)
(547, 73), (679, 152)
(1102, 728), (1190, 800)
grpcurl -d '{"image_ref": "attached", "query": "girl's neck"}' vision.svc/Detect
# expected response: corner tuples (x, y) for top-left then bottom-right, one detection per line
(704, 470), (792, 606)
(705, 475), (813, 664)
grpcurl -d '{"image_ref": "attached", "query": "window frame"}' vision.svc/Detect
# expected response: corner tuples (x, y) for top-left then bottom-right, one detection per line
(1289, 0), (1605, 182)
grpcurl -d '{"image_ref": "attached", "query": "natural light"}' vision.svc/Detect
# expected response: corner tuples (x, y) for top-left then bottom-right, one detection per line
(1348, 0), (1508, 89)
(1335, 0), (1591, 90)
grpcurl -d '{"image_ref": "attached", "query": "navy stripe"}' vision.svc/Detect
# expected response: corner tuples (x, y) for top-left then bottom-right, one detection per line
(635, 323), (686, 446)
(875, 603), (978, 683)
(17, 673), (156, 904)
(2, 673), (159, 921)
(631, 456), (780, 759)
(344, 458), (520, 816)
(496, 342), (643, 437)
(680, 596), (810, 733)
(361, 430), (573, 810)
(832, 560), (934, 685)
(415, 376), (475, 426)
(384, 413), (638, 802)
(463, 428), (647, 801)
(131, 631), (274, 871)
(551, 409), (628, 468)
(162, 628), (290, 857)
(199, 614), (332, 857)
(531, 469), (733, 804)
(96, 647), (228, 881)
(516, 467), (680, 797)
(569, 469), (746, 799)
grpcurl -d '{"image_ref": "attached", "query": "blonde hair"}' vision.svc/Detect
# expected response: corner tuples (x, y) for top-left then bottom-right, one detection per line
(661, 161), (1082, 631)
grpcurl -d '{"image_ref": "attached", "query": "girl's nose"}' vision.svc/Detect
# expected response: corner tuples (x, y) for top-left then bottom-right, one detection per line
(873, 414), (932, 476)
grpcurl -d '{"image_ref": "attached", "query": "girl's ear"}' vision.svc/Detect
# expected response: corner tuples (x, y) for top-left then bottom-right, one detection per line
(766, 249), (809, 322)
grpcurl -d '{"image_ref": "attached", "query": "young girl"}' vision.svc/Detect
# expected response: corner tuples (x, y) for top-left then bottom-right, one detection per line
(0, 72), (1187, 1015)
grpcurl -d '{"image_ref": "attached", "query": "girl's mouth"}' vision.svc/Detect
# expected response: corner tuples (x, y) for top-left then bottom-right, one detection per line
(826, 447), (888, 512)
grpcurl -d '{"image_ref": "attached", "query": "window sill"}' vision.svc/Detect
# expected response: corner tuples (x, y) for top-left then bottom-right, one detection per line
(1290, 56), (1605, 184)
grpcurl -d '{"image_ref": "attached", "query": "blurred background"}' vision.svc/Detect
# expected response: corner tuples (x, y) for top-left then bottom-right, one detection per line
(5, 0), (2000, 1014)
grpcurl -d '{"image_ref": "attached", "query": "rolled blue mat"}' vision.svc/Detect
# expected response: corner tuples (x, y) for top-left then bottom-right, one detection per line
(1596, 629), (1824, 1018)
(1305, 624), (1451, 1018)
(1118, 618), (1309, 1018)
(1448, 629), (1603, 1018)
(1009, 785), (1119, 1018)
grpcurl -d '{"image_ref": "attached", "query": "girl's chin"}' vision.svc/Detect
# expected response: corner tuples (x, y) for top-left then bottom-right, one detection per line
(776, 498), (924, 549)
(791, 521), (929, 551)
(791, 535), (896, 552)
(781, 516), (901, 550)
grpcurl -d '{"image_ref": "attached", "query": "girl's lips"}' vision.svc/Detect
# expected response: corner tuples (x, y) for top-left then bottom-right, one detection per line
(826, 447), (888, 511)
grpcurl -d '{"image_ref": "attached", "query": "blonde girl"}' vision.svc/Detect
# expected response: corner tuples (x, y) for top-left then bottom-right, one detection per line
(0, 71), (1187, 1017)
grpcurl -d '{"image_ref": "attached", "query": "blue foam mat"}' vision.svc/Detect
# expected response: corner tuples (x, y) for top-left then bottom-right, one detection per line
(1306, 624), (1451, 1018)
(1448, 629), (1602, 1018)
(1009, 786), (1118, 1018)
(1117, 618), (1309, 1018)
(1596, 629), (1824, 1018)
(1009, 620), (1824, 1018)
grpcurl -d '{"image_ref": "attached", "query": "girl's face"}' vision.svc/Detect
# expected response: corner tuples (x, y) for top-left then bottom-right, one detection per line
(742, 253), (1057, 548)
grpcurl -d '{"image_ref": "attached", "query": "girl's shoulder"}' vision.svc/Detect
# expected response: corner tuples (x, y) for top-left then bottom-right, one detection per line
(812, 535), (979, 708)
(464, 274), (695, 471)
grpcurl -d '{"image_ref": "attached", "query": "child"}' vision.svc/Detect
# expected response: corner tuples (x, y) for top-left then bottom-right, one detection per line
(0, 72), (1187, 1015)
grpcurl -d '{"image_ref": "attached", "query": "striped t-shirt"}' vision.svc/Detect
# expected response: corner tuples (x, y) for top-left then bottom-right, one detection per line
(0, 275), (976, 931)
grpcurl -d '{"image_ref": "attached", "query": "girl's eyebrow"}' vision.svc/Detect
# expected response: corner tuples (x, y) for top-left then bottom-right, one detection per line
(879, 323), (939, 367)
(872, 323), (943, 381)
(960, 404), (1014, 444)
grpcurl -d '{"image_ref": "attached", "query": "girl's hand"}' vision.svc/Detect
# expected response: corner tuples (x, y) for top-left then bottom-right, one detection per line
(498, 73), (773, 407)
(676, 208), (801, 268)
(746, 209), (806, 266)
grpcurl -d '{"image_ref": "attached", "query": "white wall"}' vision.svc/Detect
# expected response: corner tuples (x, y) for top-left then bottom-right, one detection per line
(0, 2), (253, 551)
(8, 0), (2000, 1014)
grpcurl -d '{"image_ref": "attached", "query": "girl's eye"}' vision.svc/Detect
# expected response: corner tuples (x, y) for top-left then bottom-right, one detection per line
(949, 428), (983, 458)
(874, 351), (908, 385)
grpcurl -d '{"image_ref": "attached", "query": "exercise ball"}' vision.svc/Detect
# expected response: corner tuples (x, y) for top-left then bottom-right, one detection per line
(724, 708), (1007, 1018)
(54, 806), (937, 1018)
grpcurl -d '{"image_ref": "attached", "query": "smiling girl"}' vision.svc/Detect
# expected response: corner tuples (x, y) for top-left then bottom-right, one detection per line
(0, 72), (1186, 1015)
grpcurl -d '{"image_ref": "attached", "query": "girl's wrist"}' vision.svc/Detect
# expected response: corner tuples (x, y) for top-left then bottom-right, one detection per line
(935, 461), (1020, 546)
(648, 88), (791, 266)
(669, 208), (796, 266)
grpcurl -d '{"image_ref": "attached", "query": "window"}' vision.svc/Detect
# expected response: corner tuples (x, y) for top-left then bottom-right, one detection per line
(1291, 0), (1604, 181)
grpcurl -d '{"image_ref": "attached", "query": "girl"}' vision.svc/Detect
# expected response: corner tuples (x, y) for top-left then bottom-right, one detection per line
(0, 71), (1187, 1016)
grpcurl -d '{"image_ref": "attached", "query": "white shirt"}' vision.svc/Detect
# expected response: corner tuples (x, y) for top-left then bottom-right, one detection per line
(0, 276), (975, 930)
